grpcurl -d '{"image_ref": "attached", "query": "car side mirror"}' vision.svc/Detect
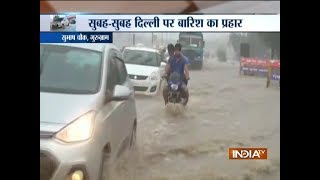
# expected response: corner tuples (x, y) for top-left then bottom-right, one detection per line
(110, 85), (132, 101)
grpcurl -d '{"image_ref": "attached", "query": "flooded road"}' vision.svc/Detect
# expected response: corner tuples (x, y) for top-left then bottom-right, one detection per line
(108, 59), (280, 180)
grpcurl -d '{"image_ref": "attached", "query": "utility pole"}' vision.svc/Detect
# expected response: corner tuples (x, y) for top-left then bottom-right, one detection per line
(152, 32), (154, 47)
(161, 33), (163, 46)
(133, 34), (135, 46)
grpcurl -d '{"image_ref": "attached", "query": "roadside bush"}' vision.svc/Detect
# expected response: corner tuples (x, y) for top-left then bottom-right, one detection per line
(216, 47), (227, 62)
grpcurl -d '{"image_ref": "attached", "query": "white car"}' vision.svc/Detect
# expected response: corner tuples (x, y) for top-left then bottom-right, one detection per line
(123, 46), (166, 96)
(51, 17), (70, 29)
(40, 43), (137, 180)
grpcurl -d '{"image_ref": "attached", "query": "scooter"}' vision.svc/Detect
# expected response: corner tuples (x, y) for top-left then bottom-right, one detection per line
(162, 72), (188, 106)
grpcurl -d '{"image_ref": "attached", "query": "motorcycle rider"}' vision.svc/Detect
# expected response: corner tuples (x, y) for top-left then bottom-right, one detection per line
(168, 43), (175, 57)
(164, 44), (175, 79)
(165, 44), (190, 85)
(163, 43), (190, 105)
(183, 56), (190, 85)
(165, 44), (174, 64)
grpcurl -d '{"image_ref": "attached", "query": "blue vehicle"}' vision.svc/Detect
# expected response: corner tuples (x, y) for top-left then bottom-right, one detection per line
(178, 32), (205, 70)
(166, 72), (188, 105)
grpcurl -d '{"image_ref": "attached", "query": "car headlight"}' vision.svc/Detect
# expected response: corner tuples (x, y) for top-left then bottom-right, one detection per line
(150, 72), (159, 81)
(171, 84), (179, 91)
(55, 111), (96, 143)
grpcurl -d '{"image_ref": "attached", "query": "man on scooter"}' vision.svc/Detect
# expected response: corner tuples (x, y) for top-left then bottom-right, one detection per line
(165, 44), (190, 85)
(163, 43), (190, 105)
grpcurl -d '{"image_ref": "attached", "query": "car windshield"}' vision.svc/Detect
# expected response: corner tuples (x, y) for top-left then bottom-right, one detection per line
(179, 36), (203, 47)
(123, 49), (159, 67)
(40, 44), (102, 94)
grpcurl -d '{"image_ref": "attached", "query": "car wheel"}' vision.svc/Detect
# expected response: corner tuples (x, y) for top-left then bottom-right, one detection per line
(130, 121), (137, 147)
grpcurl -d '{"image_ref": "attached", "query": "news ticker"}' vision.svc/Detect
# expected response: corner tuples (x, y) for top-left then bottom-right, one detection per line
(40, 32), (113, 43)
(41, 14), (280, 32)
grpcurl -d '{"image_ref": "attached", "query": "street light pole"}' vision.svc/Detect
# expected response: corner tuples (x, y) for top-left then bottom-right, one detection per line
(133, 33), (135, 46)
(152, 32), (154, 47)
(161, 33), (163, 46)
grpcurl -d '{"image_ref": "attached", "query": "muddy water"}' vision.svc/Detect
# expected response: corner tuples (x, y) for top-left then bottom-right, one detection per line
(108, 59), (280, 180)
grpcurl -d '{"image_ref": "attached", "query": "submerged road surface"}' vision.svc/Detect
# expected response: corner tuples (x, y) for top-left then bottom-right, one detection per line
(106, 59), (280, 180)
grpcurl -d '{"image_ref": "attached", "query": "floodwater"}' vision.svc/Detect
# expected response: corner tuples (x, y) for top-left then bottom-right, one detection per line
(106, 59), (280, 180)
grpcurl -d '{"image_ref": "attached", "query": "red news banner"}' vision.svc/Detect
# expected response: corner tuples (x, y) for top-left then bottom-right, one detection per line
(240, 57), (280, 81)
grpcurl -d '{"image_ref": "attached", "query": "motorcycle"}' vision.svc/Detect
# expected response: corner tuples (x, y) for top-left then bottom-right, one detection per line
(163, 72), (188, 106)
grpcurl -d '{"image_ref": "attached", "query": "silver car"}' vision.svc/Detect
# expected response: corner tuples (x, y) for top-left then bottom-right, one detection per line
(40, 43), (137, 180)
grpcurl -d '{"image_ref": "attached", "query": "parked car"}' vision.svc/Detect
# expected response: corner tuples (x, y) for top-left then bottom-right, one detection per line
(123, 46), (166, 96)
(40, 43), (137, 180)
(51, 17), (70, 29)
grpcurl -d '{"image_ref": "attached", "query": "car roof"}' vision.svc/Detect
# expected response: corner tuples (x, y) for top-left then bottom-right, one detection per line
(41, 43), (120, 52)
(124, 46), (160, 54)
